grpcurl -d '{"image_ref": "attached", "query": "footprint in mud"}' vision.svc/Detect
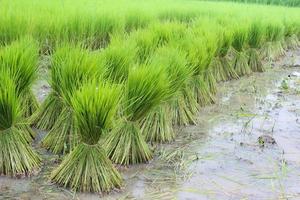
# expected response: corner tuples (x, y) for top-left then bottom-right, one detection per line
(258, 134), (277, 147)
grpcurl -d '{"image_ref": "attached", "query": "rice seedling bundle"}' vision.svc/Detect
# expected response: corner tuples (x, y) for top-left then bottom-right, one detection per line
(231, 25), (252, 76)
(105, 64), (170, 165)
(247, 21), (265, 72)
(140, 46), (192, 143)
(178, 32), (215, 107)
(0, 73), (41, 176)
(262, 20), (285, 60)
(101, 37), (135, 83)
(283, 19), (300, 49)
(51, 81), (122, 192)
(0, 37), (39, 118)
(211, 28), (239, 81)
(124, 11), (152, 32)
(38, 45), (103, 154)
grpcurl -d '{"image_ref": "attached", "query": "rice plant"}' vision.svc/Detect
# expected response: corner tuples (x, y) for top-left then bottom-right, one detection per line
(51, 81), (122, 192)
(283, 19), (300, 49)
(105, 64), (169, 165)
(140, 46), (192, 143)
(0, 74), (41, 176)
(178, 32), (215, 107)
(0, 37), (39, 118)
(231, 25), (252, 76)
(133, 22), (186, 64)
(100, 36), (135, 83)
(211, 28), (239, 81)
(247, 21), (265, 72)
(38, 45), (103, 154)
(262, 21), (285, 60)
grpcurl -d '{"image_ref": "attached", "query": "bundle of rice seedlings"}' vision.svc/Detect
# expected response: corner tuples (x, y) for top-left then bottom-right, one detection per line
(38, 45), (102, 154)
(0, 14), (28, 46)
(101, 36), (135, 83)
(192, 18), (219, 96)
(231, 26), (252, 76)
(262, 21), (285, 60)
(90, 14), (122, 49)
(133, 22), (185, 64)
(140, 47), (192, 143)
(0, 74), (41, 176)
(202, 39), (218, 96)
(105, 65), (169, 165)
(51, 82), (122, 193)
(0, 37), (39, 118)
(180, 33), (215, 107)
(158, 9), (199, 23)
(124, 11), (152, 32)
(211, 29), (239, 81)
(283, 20), (300, 49)
(247, 22), (264, 72)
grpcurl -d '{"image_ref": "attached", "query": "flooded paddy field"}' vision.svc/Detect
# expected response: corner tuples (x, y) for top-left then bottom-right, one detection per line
(1, 49), (300, 200)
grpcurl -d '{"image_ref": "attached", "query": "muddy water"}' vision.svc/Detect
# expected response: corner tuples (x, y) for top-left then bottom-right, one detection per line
(1, 50), (300, 200)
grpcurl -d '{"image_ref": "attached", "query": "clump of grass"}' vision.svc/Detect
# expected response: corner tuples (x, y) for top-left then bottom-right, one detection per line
(0, 37), (39, 119)
(247, 21), (264, 72)
(105, 64), (169, 165)
(51, 81), (122, 192)
(232, 25), (252, 76)
(0, 74), (41, 176)
(39, 45), (102, 154)
(140, 46), (192, 143)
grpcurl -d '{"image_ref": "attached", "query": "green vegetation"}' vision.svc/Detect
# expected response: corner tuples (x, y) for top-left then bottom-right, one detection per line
(0, 74), (41, 176)
(51, 82), (122, 192)
(0, 0), (299, 194)
(38, 45), (103, 154)
(208, 0), (300, 7)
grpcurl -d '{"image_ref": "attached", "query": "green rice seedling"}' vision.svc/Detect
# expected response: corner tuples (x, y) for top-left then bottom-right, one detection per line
(100, 36), (135, 83)
(105, 64), (169, 165)
(133, 30), (160, 64)
(179, 32), (215, 107)
(140, 46), (192, 143)
(202, 32), (219, 96)
(158, 9), (199, 23)
(191, 18), (219, 95)
(0, 37), (39, 118)
(133, 22), (186, 64)
(283, 19), (300, 49)
(51, 81), (122, 193)
(247, 21), (265, 72)
(262, 21), (285, 60)
(0, 74), (41, 176)
(39, 45), (103, 154)
(124, 11), (153, 32)
(90, 14), (123, 49)
(231, 25), (252, 76)
(211, 28), (239, 81)
(0, 13), (28, 46)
